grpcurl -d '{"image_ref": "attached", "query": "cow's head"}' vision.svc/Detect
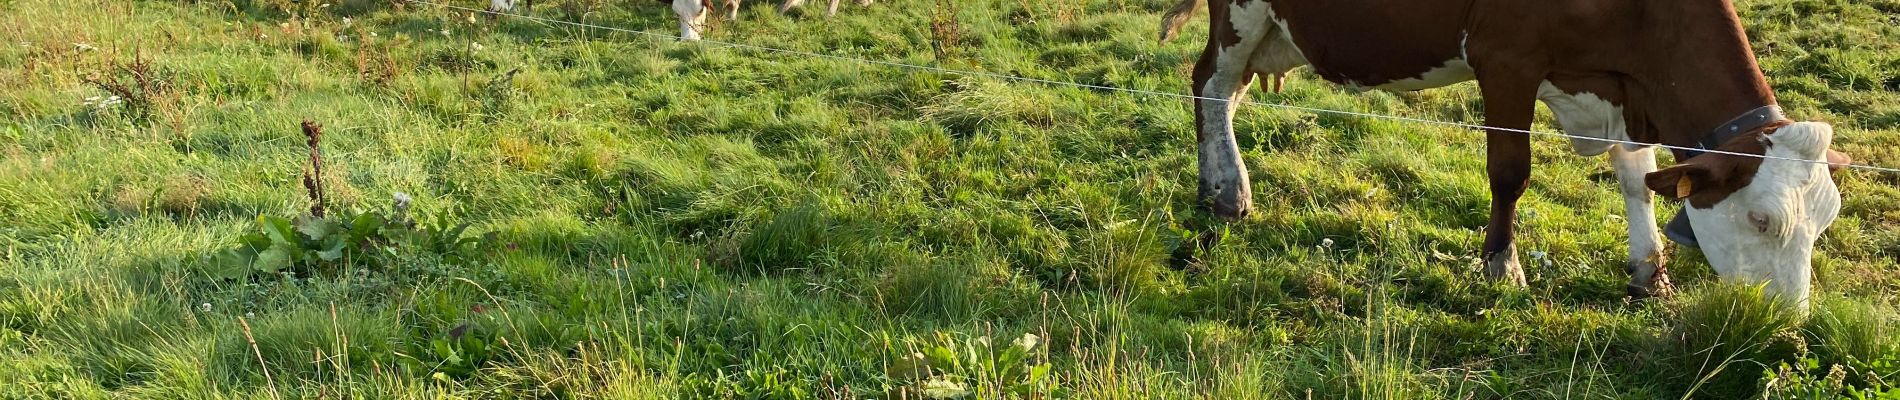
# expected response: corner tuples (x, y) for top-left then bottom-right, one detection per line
(660, 0), (713, 41)
(1645, 122), (1850, 310)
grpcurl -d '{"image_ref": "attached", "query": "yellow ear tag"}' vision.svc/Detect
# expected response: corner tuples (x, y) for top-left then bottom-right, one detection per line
(1676, 175), (1694, 199)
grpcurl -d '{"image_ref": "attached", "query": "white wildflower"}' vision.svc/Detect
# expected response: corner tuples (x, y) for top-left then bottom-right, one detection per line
(469, 42), (484, 52)
(73, 42), (96, 51)
(199, 303), (212, 313)
(342, 17), (353, 27)
(1320, 238), (1335, 249)
(392, 192), (412, 213)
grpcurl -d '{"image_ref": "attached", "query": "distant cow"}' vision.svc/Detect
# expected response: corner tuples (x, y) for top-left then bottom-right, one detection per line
(1160, 0), (1851, 308)
(665, 0), (873, 40)
(486, 0), (874, 41)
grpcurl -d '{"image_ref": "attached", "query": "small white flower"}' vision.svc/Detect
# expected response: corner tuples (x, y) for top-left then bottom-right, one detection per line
(368, 32), (378, 38)
(440, 29), (451, 37)
(245, 312), (255, 319)
(73, 42), (96, 51)
(1529, 251), (1548, 260)
(469, 42), (484, 52)
(1320, 238), (1335, 249)
(199, 303), (212, 312)
(320, 3), (331, 8)
(342, 17), (353, 27)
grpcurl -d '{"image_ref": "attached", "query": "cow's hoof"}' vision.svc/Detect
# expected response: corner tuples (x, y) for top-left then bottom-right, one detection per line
(1207, 199), (1251, 221)
(1624, 256), (1674, 299)
(1198, 185), (1252, 221)
(1484, 248), (1528, 287)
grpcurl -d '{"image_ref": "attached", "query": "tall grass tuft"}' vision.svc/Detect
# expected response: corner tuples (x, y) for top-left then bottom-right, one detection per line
(1806, 296), (1900, 385)
(1674, 283), (1809, 399)
(733, 201), (836, 275)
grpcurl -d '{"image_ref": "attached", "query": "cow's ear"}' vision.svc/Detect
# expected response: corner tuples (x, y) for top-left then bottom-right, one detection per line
(1647, 163), (1715, 200)
(1826, 149), (1852, 174)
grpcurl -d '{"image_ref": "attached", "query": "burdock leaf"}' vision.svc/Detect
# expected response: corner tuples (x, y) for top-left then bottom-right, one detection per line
(296, 216), (335, 242)
(317, 237), (346, 262)
(260, 216), (297, 245)
(350, 212), (385, 241)
(255, 245), (293, 272)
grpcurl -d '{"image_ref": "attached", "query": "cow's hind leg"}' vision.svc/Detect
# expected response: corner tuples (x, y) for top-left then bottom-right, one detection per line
(1191, 1), (1280, 219)
(726, 0), (741, 20)
(1611, 144), (1673, 297)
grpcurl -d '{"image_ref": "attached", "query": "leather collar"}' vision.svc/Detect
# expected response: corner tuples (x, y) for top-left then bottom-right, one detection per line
(1676, 105), (1787, 160)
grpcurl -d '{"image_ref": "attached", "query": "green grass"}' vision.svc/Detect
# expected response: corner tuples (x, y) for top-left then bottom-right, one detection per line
(3, 0), (1899, 397)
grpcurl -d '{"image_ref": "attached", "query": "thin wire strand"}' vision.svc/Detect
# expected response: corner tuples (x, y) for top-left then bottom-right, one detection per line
(416, 0), (1900, 174)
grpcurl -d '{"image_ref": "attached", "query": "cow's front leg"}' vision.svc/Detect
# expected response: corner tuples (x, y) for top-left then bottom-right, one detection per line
(826, 0), (841, 16)
(1610, 144), (1673, 297)
(1190, 28), (1267, 220)
(778, 0), (804, 13)
(725, 0), (740, 20)
(1476, 79), (1537, 286)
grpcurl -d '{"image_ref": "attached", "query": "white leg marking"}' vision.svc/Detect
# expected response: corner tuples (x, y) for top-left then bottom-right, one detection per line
(1610, 144), (1666, 292)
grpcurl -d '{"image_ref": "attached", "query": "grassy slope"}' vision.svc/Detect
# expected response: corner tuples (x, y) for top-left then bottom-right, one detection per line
(1, 0), (1896, 397)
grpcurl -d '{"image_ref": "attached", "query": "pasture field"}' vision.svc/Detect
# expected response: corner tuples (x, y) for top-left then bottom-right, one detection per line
(3, 0), (1900, 397)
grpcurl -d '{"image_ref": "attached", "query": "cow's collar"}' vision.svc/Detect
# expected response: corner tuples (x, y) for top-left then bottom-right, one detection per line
(1677, 105), (1787, 160)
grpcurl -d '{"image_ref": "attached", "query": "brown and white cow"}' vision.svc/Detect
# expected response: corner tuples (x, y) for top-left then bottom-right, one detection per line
(660, 0), (875, 40)
(487, 0), (873, 41)
(1160, 0), (1851, 308)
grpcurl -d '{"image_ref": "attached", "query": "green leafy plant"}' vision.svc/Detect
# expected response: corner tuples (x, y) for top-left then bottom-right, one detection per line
(1760, 356), (1899, 399)
(887, 332), (1062, 399)
(407, 323), (493, 381)
(205, 120), (492, 280)
(205, 195), (493, 280)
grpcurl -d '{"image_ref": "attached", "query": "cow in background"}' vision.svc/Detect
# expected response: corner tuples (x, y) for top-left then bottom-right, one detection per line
(486, 0), (875, 41)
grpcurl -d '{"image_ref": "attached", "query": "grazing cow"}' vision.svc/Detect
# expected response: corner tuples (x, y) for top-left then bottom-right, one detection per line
(667, 0), (874, 41)
(1159, 0), (1851, 308)
(486, 0), (873, 41)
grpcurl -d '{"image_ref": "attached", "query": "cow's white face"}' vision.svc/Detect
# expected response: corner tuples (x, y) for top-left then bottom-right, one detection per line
(673, 0), (711, 41)
(1650, 122), (1846, 311)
